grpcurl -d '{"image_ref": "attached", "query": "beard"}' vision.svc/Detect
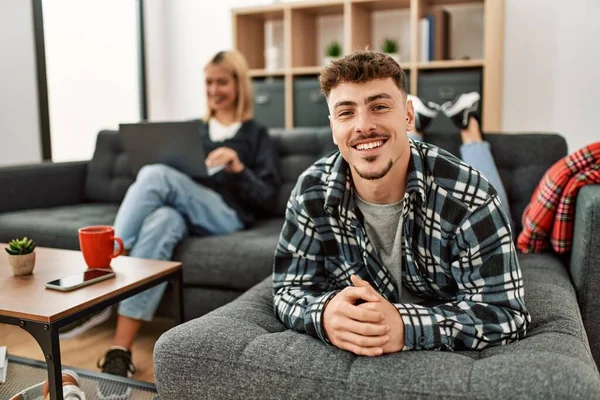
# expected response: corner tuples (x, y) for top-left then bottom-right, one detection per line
(353, 158), (394, 180)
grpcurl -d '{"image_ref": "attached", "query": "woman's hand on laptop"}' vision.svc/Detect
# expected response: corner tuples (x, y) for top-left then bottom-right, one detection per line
(206, 147), (245, 174)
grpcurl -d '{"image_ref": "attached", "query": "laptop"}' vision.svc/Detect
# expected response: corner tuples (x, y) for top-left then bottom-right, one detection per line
(120, 121), (210, 178)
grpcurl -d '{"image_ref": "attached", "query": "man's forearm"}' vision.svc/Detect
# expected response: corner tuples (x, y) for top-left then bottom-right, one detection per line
(396, 302), (528, 350)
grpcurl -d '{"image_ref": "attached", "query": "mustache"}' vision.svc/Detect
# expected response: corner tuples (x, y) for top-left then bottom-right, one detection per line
(348, 132), (389, 147)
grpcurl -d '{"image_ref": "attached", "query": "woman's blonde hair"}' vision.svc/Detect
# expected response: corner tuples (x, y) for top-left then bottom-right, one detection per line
(203, 50), (253, 122)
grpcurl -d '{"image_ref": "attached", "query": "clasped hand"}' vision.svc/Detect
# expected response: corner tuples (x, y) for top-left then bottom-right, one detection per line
(323, 275), (404, 356)
(205, 147), (244, 174)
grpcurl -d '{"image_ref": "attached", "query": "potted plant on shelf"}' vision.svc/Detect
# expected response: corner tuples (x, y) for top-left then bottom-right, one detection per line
(5, 237), (36, 276)
(324, 40), (342, 66)
(381, 38), (400, 64)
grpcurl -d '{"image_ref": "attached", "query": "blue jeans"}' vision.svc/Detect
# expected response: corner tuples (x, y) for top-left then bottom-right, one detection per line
(114, 164), (243, 321)
(409, 134), (512, 221)
(460, 142), (512, 221)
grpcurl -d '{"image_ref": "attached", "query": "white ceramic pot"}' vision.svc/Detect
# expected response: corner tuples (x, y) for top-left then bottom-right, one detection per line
(386, 52), (401, 65)
(323, 56), (339, 66)
(9, 252), (36, 276)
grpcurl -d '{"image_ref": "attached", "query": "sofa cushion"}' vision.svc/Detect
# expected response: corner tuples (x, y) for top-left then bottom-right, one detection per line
(0, 204), (119, 250)
(182, 287), (244, 322)
(269, 127), (336, 216)
(154, 252), (600, 399)
(486, 133), (567, 235)
(84, 130), (135, 203)
(173, 218), (284, 290)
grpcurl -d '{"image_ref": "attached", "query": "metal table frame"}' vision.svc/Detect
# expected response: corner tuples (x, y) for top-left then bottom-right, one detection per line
(0, 267), (183, 400)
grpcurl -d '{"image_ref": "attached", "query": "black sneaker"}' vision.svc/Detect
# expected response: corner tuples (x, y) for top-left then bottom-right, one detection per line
(59, 307), (112, 339)
(440, 91), (481, 130)
(97, 349), (136, 399)
(408, 94), (440, 132)
(98, 348), (136, 377)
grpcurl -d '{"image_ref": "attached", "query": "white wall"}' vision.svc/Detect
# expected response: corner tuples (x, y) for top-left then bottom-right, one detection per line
(43, 0), (140, 162)
(0, 1), (42, 166)
(145, 0), (266, 121)
(502, 0), (600, 152)
(144, 0), (169, 121)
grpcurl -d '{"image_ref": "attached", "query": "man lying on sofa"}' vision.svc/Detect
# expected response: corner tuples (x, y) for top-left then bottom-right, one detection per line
(273, 50), (530, 355)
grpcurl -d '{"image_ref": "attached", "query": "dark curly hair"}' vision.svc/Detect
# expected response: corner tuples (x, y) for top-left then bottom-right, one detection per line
(319, 50), (408, 99)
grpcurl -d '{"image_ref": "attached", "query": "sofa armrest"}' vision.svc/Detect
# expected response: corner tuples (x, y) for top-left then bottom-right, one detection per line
(569, 184), (600, 366)
(0, 161), (88, 213)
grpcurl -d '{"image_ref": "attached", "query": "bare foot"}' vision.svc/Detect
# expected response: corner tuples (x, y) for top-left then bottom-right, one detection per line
(460, 117), (483, 144)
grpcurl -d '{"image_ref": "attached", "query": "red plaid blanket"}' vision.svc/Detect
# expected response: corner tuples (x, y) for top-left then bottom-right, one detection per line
(517, 141), (600, 254)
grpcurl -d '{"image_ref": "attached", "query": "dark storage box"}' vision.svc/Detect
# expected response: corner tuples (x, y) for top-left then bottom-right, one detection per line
(293, 76), (329, 127)
(253, 78), (285, 128)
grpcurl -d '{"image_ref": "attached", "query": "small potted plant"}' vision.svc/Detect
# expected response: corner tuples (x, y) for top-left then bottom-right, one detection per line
(6, 237), (36, 276)
(324, 40), (342, 66)
(381, 38), (400, 64)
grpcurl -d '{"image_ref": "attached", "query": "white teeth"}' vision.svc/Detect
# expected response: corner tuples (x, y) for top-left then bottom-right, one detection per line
(356, 140), (384, 151)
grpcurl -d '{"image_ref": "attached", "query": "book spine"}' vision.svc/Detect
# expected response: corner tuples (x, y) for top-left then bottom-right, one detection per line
(419, 18), (430, 63)
(432, 10), (450, 61)
(428, 15), (435, 61)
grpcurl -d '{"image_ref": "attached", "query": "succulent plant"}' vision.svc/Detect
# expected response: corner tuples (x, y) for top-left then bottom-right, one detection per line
(381, 38), (399, 54)
(326, 41), (342, 58)
(5, 237), (36, 255)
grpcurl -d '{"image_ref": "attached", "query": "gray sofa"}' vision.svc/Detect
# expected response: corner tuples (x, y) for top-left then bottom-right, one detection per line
(0, 127), (335, 321)
(154, 132), (600, 399)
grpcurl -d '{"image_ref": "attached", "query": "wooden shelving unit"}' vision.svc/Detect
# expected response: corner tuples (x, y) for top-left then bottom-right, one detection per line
(292, 66), (327, 75)
(416, 59), (484, 69)
(233, 0), (504, 130)
(248, 69), (287, 78)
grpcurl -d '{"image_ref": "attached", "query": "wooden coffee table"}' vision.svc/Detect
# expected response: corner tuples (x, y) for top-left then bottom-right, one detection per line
(0, 244), (182, 400)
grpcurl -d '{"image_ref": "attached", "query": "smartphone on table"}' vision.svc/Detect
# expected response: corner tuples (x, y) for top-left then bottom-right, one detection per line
(45, 269), (116, 292)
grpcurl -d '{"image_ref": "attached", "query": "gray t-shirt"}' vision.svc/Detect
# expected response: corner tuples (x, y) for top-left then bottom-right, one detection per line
(355, 194), (422, 303)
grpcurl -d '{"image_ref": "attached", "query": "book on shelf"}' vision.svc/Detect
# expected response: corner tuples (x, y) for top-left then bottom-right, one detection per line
(428, 14), (435, 61)
(431, 9), (450, 61)
(419, 10), (451, 62)
(419, 17), (430, 62)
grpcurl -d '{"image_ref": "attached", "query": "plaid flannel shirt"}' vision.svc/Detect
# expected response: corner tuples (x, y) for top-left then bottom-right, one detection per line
(517, 141), (600, 254)
(273, 139), (530, 351)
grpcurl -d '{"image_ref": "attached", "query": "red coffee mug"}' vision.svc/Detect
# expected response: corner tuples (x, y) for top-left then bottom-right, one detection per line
(78, 226), (124, 268)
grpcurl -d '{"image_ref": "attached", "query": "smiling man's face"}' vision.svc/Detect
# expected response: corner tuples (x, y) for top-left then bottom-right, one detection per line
(328, 77), (415, 182)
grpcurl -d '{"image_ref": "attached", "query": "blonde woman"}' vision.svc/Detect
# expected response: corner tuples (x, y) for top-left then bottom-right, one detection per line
(85, 50), (279, 380)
